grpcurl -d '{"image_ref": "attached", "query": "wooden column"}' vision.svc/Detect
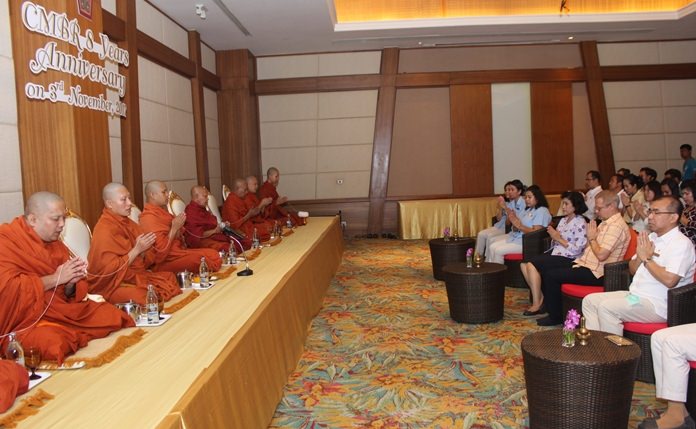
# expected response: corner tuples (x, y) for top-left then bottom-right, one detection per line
(450, 84), (494, 196)
(531, 82), (574, 193)
(116, 0), (144, 208)
(580, 41), (615, 183)
(367, 48), (399, 235)
(10, 0), (112, 226)
(188, 31), (209, 188)
(217, 49), (260, 184)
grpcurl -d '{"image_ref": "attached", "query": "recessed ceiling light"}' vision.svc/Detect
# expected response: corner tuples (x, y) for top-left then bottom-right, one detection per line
(567, 36), (574, 40)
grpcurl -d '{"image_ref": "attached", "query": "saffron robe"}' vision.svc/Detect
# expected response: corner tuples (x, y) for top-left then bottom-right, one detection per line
(258, 181), (302, 225)
(139, 204), (221, 273)
(183, 201), (230, 252)
(222, 193), (270, 246)
(0, 217), (134, 364)
(87, 209), (181, 305)
(243, 192), (275, 230)
(0, 361), (29, 413)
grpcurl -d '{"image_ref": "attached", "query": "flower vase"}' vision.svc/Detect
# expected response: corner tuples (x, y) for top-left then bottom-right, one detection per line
(562, 329), (576, 348)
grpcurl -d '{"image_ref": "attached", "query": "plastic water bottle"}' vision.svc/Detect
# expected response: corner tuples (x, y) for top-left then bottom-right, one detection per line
(199, 256), (209, 286)
(252, 228), (259, 249)
(5, 332), (25, 367)
(286, 215), (293, 229)
(146, 285), (159, 324)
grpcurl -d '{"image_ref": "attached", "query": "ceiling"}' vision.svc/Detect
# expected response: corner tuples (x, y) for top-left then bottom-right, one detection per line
(148, 0), (696, 57)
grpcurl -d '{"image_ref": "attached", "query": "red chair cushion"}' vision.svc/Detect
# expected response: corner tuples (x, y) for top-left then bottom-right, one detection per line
(504, 253), (523, 261)
(624, 229), (638, 260)
(561, 284), (605, 298)
(623, 322), (668, 335)
(689, 361), (696, 369)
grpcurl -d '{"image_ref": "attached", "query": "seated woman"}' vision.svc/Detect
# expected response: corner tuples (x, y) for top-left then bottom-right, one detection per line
(486, 185), (552, 264)
(475, 179), (525, 257)
(631, 180), (662, 233)
(520, 191), (588, 315)
(621, 174), (645, 225)
(679, 179), (696, 249)
(661, 178), (680, 198)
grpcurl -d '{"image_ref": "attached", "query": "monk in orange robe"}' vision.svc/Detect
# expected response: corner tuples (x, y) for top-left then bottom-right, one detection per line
(0, 361), (29, 413)
(87, 183), (181, 305)
(0, 192), (134, 365)
(222, 178), (271, 246)
(258, 167), (302, 226)
(139, 181), (221, 273)
(244, 175), (275, 230)
(183, 186), (231, 252)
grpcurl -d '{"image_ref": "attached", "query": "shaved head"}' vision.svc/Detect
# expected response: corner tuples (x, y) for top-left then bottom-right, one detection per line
(233, 178), (247, 198)
(145, 181), (168, 207)
(24, 191), (64, 217)
(24, 192), (67, 242)
(102, 182), (133, 217)
(266, 167), (278, 177)
(102, 182), (128, 202)
(190, 185), (208, 206)
(266, 167), (280, 186)
(246, 175), (259, 193)
(145, 181), (164, 197)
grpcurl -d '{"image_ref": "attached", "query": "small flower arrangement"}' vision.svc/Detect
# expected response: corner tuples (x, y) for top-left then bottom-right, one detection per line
(466, 248), (474, 267)
(562, 309), (580, 347)
(443, 227), (451, 241)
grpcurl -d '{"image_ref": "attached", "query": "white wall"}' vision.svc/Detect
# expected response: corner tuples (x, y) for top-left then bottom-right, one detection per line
(492, 83), (532, 192)
(257, 51), (381, 80)
(0, 0), (24, 222)
(204, 88), (222, 203)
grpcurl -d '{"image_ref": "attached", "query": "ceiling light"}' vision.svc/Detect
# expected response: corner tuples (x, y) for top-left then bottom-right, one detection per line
(195, 4), (207, 20)
(567, 36), (574, 40)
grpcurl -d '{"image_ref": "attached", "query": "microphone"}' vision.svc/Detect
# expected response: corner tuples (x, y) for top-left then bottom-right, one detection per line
(226, 234), (253, 276)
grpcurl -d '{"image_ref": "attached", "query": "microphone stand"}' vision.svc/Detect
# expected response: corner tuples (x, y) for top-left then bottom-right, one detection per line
(226, 234), (254, 276)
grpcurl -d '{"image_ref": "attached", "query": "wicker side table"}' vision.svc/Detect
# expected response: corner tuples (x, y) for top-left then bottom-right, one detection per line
(428, 237), (475, 280)
(522, 329), (641, 429)
(441, 262), (506, 323)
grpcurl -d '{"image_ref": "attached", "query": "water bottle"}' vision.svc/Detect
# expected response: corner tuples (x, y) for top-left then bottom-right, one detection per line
(146, 285), (159, 324)
(252, 228), (259, 249)
(5, 332), (25, 367)
(286, 215), (293, 229)
(199, 256), (209, 286)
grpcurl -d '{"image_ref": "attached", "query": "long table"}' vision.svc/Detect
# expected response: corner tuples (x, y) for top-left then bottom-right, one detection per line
(398, 195), (561, 239)
(17, 217), (343, 429)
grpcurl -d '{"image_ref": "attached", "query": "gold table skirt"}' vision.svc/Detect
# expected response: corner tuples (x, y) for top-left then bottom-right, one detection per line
(398, 195), (561, 240)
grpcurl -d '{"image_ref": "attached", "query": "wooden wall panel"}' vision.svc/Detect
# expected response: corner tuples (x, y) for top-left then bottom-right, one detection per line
(11, 0), (111, 226)
(530, 82), (574, 193)
(450, 85), (493, 196)
(189, 31), (209, 188)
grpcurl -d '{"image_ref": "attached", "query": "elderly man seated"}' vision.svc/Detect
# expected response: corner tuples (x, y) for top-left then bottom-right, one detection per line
(183, 186), (232, 252)
(222, 178), (270, 246)
(0, 192), (133, 364)
(583, 196), (695, 335)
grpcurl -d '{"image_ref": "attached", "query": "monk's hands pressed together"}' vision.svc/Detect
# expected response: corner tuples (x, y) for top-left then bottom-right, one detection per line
(259, 197), (273, 209)
(134, 232), (156, 254)
(43, 257), (88, 290)
(170, 213), (186, 237)
(247, 206), (261, 217)
(277, 196), (288, 205)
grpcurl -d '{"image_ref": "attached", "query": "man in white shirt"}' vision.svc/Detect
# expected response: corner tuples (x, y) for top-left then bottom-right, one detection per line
(583, 170), (603, 220)
(583, 196), (696, 335)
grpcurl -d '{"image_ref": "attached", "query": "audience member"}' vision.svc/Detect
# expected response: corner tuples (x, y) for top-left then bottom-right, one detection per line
(475, 179), (525, 257)
(664, 168), (682, 184)
(583, 170), (602, 220)
(681, 144), (696, 181)
(617, 167), (632, 178)
(609, 174), (627, 210)
(638, 324), (696, 429)
(631, 181), (663, 233)
(520, 191), (588, 315)
(583, 196), (695, 335)
(661, 178), (681, 199)
(622, 174), (646, 224)
(679, 180), (696, 249)
(0, 192), (133, 364)
(640, 167), (658, 186)
(184, 186), (232, 252)
(486, 185), (552, 264)
(536, 191), (630, 326)
(139, 181), (222, 273)
(88, 183), (181, 305)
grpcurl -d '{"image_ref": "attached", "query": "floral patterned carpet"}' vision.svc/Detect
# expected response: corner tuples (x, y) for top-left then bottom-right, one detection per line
(269, 239), (661, 429)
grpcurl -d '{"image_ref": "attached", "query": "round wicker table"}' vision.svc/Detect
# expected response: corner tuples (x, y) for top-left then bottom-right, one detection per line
(441, 262), (506, 323)
(522, 329), (641, 429)
(429, 237), (475, 280)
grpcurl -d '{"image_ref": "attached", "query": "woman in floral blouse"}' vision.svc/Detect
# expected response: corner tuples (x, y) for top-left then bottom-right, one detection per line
(679, 180), (696, 249)
(519, 191), (588, 316)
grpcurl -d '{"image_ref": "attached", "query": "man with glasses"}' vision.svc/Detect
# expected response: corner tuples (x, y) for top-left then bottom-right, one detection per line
(582, 196), (695, 335)
(536, 191), (631, 326)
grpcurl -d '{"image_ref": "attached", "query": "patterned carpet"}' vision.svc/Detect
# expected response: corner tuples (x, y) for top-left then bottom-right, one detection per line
(269, 239), (661, 429)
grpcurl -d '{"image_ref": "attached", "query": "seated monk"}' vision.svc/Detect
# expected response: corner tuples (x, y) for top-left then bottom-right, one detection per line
(0, 192), (134, 364)
(87, 183), (181, 305)
(245, 175), (275, 229)
(0, 360), (29, 413)
(183, 186), (231, 252)
(139, 181), (221, 273)
(258, 167), (302, 226)
(222, 178), (271, 246)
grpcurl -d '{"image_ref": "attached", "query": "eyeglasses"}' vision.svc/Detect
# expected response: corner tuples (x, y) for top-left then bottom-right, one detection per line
(646, 209), (677, 216)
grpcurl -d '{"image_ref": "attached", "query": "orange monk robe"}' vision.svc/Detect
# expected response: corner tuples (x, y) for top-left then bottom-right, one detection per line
(87, 209), (181, 305)
(139, 204), (222, 273)
(0, 217), (134, 364)
(243, 192), (275, 231)
(258, 181), (302, 225)
(222, 193), (271, 244)
(183, 201), (231, 252)
(0, 361), (29, 413)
